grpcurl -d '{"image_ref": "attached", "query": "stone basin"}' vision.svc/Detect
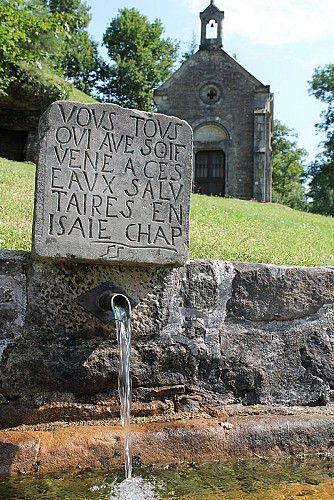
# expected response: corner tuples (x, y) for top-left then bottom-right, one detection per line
(1, 406), (334, 475)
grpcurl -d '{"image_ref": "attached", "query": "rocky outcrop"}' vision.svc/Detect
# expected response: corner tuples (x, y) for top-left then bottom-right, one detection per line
(0, 67), (95, 161)
(1, 251), (334, 423)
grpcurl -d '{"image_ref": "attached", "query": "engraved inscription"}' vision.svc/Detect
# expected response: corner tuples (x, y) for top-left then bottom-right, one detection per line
(33, 102), (193, 265)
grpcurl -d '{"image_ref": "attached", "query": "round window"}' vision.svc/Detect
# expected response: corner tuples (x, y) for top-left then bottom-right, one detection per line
(199, 83), (221, 105)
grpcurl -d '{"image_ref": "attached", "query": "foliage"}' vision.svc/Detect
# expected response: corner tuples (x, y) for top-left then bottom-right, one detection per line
(11, 63), (71, 103)
(0, 62), (96, 112)
(180, 33), (198, 64)
(0, 0), (101, 97)
(271, 120), (307, 210)
(100, 8), (179, 111)
(0, 0), (68, 94)
(307, 64), (334, 215)
(45, 0), (103, 95)
(307, 156), (334, 215)
(1, 158), (334, 266)
(48, 0), (91, 28)
(309, 64), (334, 148)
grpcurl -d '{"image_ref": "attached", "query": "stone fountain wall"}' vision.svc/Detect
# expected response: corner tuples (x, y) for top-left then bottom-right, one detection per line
(1, 249), (334, 418)
(1, 102), (334, 427)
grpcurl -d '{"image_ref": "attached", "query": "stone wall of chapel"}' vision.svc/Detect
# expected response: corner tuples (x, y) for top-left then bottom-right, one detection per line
(155, 50), (271, 199)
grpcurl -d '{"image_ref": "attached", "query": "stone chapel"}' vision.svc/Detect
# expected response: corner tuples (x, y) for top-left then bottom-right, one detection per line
(154, 0), (273, 201)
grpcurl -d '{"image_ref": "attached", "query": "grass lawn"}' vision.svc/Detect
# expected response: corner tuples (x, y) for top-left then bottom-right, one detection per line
(190, 195), (334, 266)
(0, 158), (35, 251)
(1, 157), (334, 266)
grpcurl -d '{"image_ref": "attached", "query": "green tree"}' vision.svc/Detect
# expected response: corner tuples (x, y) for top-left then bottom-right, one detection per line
(45, 0), (103, 95)
(307, 64), (334, 214)
(0, 0), (67, 94)
(309, 64), (334, 153)
(307, 157), (334, 215)
(271, 120), (307, 210)
(100, 8), (179, 111)
(180, 33), (198, 64)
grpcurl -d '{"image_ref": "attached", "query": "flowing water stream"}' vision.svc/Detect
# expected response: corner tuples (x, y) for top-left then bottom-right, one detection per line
(113, 301), (133, 480)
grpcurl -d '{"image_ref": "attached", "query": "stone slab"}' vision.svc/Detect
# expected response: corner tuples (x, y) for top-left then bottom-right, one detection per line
(32, 102), (193, 266)
(0, 431), (40, 474)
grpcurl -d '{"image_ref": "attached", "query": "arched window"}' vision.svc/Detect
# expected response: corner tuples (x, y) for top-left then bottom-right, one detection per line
(206, 19), (218, 39)
(194, 124), (229, 143)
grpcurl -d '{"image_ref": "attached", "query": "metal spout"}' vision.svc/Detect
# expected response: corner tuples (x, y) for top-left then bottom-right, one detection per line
(76, 282), (136, 323)
(98, 292), (132, 320)
(111, 294), (132, 320)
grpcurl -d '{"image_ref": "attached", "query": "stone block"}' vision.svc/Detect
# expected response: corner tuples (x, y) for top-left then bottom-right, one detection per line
(0, 251), (29, 360)
(227, 262), (334, 321)
(32, 102), (193, 267)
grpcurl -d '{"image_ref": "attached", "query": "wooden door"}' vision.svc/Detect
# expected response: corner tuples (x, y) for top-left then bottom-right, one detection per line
(194, 150), (225, 196)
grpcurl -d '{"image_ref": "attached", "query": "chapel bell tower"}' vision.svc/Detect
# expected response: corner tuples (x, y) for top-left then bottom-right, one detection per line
(200, 0), (224, 50)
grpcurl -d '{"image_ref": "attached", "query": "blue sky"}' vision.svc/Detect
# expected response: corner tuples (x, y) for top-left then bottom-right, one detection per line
(85, 0), (334, 162)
